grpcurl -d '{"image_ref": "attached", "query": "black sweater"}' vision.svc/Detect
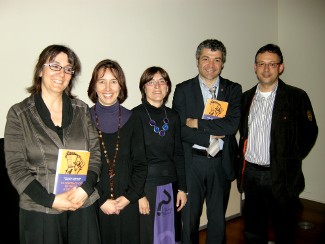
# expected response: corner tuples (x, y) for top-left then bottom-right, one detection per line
(91, 107), (147, 205)
(133, 100), (187, 192)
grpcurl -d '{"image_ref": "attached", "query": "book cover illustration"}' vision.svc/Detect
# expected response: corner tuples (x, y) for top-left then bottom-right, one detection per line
(53, 149), (90, 194)
(202, 99), (229, 120)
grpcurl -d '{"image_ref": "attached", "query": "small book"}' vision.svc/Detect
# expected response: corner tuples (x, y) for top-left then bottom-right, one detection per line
(203, 99), (229, 120)
(53, 149), (90, 194)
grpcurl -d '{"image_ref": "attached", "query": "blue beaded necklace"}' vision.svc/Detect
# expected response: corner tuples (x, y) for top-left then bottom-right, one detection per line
(144, 106), (169, 136)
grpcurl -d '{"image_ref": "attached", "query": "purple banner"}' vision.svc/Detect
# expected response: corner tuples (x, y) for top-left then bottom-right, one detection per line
(154, 183), (175, 244)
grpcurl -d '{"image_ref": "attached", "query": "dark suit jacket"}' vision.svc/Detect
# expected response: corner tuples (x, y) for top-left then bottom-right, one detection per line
(237, 79), (318, 198)
(172, 75), (242, 181)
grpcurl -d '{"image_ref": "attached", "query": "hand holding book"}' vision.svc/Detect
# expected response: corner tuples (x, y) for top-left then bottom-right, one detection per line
(52, 188), (83, 211)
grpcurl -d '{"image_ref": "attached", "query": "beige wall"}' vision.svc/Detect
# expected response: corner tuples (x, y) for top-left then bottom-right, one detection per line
(278, 0), (325, 202)
(0, 0), (323, 203)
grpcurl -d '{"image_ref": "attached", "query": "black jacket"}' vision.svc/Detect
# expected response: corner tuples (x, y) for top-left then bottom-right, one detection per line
(173, 75), (242, 181)
(237, 79), (318, 198)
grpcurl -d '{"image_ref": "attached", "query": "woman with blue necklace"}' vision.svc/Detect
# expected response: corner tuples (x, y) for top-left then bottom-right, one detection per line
(133, 66), (187, 244)
(87, 59), (147, 244)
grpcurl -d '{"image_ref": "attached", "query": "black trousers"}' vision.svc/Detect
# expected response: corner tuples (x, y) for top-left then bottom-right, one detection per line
(19, 205), (100, 244)
(243, 163), (299, 244)
(182, 154), (230, 244)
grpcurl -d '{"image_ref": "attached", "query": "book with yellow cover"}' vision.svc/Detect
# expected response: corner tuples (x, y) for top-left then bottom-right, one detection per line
(203, 99), (229, 120)
(53, 149), (90, 194)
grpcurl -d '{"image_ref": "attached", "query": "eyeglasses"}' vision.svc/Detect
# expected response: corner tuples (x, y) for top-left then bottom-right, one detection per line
(43, 63), (75, 75)
(146, 79), (167, 86)
(256, 62), (280, 69)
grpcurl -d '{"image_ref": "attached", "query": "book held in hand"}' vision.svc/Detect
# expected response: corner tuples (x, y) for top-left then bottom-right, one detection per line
(53, 149), (90, 194)
(203, 99), (228, 156)
(202, 99), (229, 120)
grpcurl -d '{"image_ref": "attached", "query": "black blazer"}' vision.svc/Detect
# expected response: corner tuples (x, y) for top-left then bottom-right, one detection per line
(237, 79), (318, 198)
(172, 75), (242, 181)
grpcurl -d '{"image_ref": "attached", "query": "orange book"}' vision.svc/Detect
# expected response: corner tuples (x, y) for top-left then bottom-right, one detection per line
(203, 99), (228, 120)
(53, 149), (90, 194)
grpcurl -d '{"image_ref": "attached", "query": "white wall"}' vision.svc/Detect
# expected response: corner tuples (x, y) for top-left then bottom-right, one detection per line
(0, 0), (323, 202)
(278, 0), (325, 203)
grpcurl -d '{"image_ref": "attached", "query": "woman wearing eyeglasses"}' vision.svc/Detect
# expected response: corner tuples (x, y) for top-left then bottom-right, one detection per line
(132, 66), (187, 244)
(4, 44), (102, 244)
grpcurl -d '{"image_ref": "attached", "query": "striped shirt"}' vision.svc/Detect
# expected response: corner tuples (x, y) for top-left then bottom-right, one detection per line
(245, 83), (278, 166)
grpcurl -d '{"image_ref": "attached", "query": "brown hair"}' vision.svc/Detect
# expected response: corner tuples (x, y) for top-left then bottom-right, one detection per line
(139, 66), (172, 104)
(26, 44), (81, 98)
(87, 59), (127, 103)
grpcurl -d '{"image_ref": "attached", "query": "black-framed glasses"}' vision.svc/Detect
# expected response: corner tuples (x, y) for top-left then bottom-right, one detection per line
(43, 63), (75, 74)
(256, 62), (280, 69)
